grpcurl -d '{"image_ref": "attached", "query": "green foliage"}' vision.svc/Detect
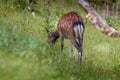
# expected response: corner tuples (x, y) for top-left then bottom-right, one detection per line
(106, 17), (116, 26)
(4, 0), (38, 11)
(64, 0), (73, 6)
(110, 0), (117, 3)
(6, 0), (27, 9)
(0, 1), (120, 80)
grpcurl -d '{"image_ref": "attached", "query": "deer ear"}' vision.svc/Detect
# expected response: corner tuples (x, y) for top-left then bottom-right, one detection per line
(45, 27), (52, 37)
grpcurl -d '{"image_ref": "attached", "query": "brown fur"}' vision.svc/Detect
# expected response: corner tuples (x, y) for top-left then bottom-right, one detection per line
(57, 12), (83, 39)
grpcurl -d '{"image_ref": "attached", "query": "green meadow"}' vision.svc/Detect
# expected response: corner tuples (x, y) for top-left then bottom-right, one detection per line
(0, 1), (120, 80)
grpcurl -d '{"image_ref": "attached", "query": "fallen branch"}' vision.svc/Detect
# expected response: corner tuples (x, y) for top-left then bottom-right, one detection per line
(78, 0), (120, 37)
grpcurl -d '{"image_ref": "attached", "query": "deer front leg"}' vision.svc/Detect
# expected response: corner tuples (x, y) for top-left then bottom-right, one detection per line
(70, 43), (74, 58)
(60, 36), (64, 52)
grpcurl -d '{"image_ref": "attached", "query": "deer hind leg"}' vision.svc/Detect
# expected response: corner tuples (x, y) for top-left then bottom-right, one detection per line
(77, 37), (83, 63)
(78, 47), (82, 64)
(70, 43), (74, 58)
(70, 39), (82, 63)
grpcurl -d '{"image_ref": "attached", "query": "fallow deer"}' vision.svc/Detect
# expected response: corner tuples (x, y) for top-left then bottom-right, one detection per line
(45, 12), (85, 63)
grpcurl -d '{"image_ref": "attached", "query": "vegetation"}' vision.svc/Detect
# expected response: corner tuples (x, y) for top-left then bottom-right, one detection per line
(0, 0), (120, 80)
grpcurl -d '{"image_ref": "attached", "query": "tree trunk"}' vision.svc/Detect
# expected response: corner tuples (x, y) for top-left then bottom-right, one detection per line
(77, 0), (120, 37)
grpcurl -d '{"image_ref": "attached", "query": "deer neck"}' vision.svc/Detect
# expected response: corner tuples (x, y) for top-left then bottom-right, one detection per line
(52, 30), (59, 43)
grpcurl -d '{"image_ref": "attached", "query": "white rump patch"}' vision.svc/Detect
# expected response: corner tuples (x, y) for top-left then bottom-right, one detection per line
(73, 24), (84, 38)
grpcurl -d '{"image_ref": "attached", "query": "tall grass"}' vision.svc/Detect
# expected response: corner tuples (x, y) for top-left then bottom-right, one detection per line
(0, 1), (120, 80)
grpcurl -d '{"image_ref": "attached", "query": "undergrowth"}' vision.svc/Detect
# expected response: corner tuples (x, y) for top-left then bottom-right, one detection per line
(0, 1), (120, 80)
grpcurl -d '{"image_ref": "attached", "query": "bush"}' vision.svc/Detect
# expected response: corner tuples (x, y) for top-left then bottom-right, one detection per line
(5, 0), (38, 11)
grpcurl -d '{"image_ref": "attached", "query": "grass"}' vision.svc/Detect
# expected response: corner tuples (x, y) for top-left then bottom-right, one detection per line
(0, 1), (120, 80)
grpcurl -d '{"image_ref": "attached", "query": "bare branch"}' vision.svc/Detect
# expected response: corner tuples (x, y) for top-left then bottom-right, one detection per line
(78, 0), (120, 37)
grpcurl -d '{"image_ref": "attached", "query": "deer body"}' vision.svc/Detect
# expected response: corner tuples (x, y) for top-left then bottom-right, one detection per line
(45, 12), (85, 63)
